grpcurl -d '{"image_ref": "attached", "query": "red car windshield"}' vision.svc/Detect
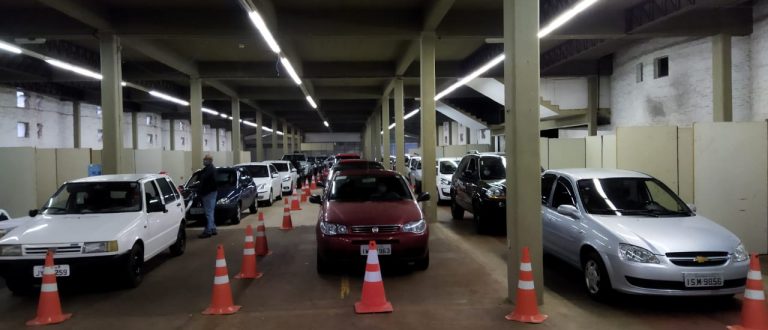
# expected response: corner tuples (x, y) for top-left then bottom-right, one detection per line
(329, 175), (411, 202)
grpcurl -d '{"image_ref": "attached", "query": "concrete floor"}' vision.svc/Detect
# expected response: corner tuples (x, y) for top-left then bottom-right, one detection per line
(0, 190), (753, 329)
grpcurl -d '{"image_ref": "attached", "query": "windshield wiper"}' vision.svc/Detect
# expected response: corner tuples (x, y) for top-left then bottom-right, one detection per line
(589, 208), (660, 217)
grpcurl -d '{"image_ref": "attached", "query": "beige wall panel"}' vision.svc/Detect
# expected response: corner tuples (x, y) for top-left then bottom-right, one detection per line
(90, 149), (102, 165)
(0, 148), (37, 218)
(585, 136), (603, 168)
(602, 135), (617, 169)
(240, 151), (251, 163)
(35, 149), (57, 206)
(184, 151), (193, 181)
(122, 149), (135, 174)
(677, 127), (694, 203)
(694, 122), (768, 254)
(540, 138), (549, 169)
(616, 126), (678, 192)
(161, 151), (187, 185)
(548, 138), (586, 169)
(55, 148), (90, 184)
(134, 149), (163, 175)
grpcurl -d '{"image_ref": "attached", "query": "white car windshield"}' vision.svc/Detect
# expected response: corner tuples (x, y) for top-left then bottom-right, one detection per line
(41, 182), (142, 214)
(577, 178), (692, 217)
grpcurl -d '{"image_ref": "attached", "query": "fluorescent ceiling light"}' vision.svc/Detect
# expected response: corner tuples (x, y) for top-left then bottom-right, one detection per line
(280, 57), (302, 85)
(538, 0), (599, 38)
(276, 130), (284, 136)
(323, 120), (329, 127)
(262, 126), (274, 132)
(121, 82), (127, 87)
(307, 96), (318, 109)
(435, 54), (505, 101)
(202, 108), (219, 115)
(0, 40), (21, 54)
(243, 120), (258, 128)
(148, 90), (189, 106)
(404, 108), (420, 120)
(248, 11), (281, 53)
(388, 123), (395, 129)
(45, 59), (102, 80)
(219, 113), (228, 119)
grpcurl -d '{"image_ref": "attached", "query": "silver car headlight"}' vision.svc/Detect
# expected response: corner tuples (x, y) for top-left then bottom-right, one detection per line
(485, 186), (505, 199)
(319, 222), (348, 236)
(282, 176), (291, 182)
(217, 197), (233, 205)
(402, 219), (427, 234)
(733, 243), (749, 262)
(257, 183), (267, 192)
(619, 243), (660, 264)
(439, 178), (451, 186)
(0, 245), (22, 256)
(83, 241), (119, 254)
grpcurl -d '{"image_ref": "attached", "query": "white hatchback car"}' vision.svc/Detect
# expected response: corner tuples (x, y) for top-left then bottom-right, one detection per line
(0, 174), (187, 294)
(236, 162), (282, 206)
(267, 160), (298, 195)
(436, 158), (460, 201)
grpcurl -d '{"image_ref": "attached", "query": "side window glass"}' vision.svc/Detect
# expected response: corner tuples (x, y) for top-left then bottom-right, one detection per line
(457, 158), (468, 174)
(156, 178), (177, 204)
(551, 177), (576, 208)
(541, 174), (557, 205)
(143, 181), (161, 207)
(467, 158), (478, 177)
(167, 178), (181, 200)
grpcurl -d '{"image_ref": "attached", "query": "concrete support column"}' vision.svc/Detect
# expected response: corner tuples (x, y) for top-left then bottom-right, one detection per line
(232, 98), (241, 164)
(374, 111), (381, 161)
(395, 78), (406, 175)
(420, 31), (437, 223)
(99, 33), (124, 174)
(215, 128), (221, 152)
(504, 0), (542, 303)
(131, 112), (139, 150)
(713, 33), (733, 122)
(282, 121), (289, 155)
(271, 117), (278, 159)
(255, 111), (263, 161)
(587, 76), (598, 136)
(190, 77), (203, 169)
(73, 101), (81, 148)
(297, 130), (302, 151)
(382, 95), (391, 162)
(169, 119), (176, 151)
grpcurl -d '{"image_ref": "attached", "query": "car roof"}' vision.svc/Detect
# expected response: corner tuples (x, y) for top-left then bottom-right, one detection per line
(266, 160), (290, 164)
(437, 157), (460, 162)
(335, 153), (360, 157)
(69, 173), (167, 183)
(545, 168), (651, 180)
(338, 159), (376, 164)
(235, 162), (270, 167)
(334, 168), (400, 177)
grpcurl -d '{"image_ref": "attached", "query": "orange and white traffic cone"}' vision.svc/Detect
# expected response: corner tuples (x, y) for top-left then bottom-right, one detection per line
(26, 250), (72, 326)
(310, 175), (317, 190)
(354, 241), (393, 314)
(505, 247), (547, 323)
(300, 186), (309, 203)
(728, 253), (768, 330)
(281, 204), (294, 230)
(290, 192), (302, 211)
(234, 225), (263, 280)
(202, 245), (241, 315)
(255, 212), (271, 256)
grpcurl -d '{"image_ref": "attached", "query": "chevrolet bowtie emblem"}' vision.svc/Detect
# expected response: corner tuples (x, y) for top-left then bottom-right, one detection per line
(694, 256), (709, 263)
(372, 227), (379, 233)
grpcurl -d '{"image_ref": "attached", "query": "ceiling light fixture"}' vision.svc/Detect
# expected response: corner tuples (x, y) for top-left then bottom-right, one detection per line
(202, 108), (219, 115)
(262, 126), (274, 132)
(247, 11), (281, 53)
(434, 54), (505, 101)
(280, 57), (302, 85)
(307, 96), (318, 109)
(323, 120), (329, 127)
(45, 59), (102, 80)
(219, 113), (229, 119)
(0, 40), (21, 54)
(403, 108), (420, 120)
(276, 130), (284, 136)
(538, 0), (599, 38)
(148, 91), (190, 106)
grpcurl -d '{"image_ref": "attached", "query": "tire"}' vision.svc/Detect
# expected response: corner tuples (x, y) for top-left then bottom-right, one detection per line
(582, 251), (613, 301)
(249, 199), (258, 214)
(265, 191), (273, 207)
(450, 198), (464, 220)
(169, 222), (186, 257)
(414, 252), (430, 271)
(122, 243), (144, 288)
(5, 278), (33, 296)
(415, 181), (422, 194)
(231, 204), (242, 225)
(316, 252), (330, 274)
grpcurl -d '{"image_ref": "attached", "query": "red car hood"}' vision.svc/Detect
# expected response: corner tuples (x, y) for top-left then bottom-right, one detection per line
(325, 200), (423, 226)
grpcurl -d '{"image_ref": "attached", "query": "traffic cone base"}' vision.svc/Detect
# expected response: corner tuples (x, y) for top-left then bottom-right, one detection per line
(27, 250), (72, 326)
(729, 253), (768, 330)
(354, 301), (393, 314)
(27, 313), (72, 326)
(203, 305), (242, 315)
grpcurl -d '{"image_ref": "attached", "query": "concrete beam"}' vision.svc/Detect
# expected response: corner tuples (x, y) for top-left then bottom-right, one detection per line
(712, 33), (733, 122)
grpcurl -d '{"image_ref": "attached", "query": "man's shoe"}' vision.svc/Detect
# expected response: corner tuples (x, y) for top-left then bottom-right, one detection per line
(198, 232), (212, 239)
(211, 231), (218, 236)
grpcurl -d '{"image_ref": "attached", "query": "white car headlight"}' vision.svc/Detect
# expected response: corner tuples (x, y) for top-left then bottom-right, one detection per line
(282, 176), (291, 182)
(619, 243), (660, 264)
(83, 241), (119, 254)
(733, 243), (749, 262)
(485, 186), (505, 199)
(0, 245), (22, 256)
(402, 219), (427, 234)
(217, 197), (232, 205)
(439, 178), (451, 186)
(319, 222), (348, 236)
(257, 183), (267, 192)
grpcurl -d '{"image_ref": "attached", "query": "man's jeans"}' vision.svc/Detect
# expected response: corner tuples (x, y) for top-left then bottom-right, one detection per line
(201, 191), (217, 234)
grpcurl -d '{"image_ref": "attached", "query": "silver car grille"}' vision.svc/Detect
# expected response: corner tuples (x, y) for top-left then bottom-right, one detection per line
(665, 252), (729, 267)
(24, 244), (83, 255)
(350, 225), (400, 234)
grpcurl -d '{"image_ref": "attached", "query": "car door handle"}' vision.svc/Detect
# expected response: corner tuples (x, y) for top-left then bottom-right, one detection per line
(176, 203), (181, 207)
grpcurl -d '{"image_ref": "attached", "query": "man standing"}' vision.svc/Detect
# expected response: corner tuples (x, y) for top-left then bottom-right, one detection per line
(198, 154), (218, 238)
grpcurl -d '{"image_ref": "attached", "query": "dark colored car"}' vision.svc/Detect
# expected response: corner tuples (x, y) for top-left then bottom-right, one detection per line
(450, 153), (507, 234)
(182, 167), (258, 225)
(311, 169), (431, 273)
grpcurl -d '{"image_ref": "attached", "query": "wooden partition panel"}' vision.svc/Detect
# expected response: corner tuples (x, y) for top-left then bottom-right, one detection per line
(35, 149), (57, 206)
(134, 150), (163, 174)
(602, 135), (617, 169)
(55, 148), (90, 184)
(0, 148), (37, 218)
(677, 127), (694, 203)
(585, 136), (603, 168)
(548, 138), (586, 169)
(161, 151), (187, 185)
(540, 138), (549, 170)
(617, 126), (679, 192)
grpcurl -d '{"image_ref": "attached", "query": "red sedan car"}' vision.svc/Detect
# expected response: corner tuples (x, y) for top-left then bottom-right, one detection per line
(311, 169), (430, 273)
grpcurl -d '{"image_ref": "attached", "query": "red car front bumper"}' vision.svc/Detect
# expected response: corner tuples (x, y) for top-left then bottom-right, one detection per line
(316, 228), (429, 264)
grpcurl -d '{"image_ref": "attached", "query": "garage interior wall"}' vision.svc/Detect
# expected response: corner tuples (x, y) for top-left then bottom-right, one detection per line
(616, 126), (679, 193)
(547, 138), (586, 169)
(694, 122), (768, 254)
(585, 136), (602, 168)
(35, 148), (56, 206)
(0, 147), (37, 218)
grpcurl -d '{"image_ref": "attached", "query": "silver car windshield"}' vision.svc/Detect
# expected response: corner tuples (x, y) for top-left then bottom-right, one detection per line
(41, 182), (142, 215)
(577, 178), (692, 217)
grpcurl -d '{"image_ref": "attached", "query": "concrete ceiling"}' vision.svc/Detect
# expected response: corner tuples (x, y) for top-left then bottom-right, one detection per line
(0, 0), (755, 134)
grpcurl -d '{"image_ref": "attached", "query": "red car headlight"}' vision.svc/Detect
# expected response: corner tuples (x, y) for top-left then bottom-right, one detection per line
(319, 221), (348, 235)
(402, 219), (427, 234)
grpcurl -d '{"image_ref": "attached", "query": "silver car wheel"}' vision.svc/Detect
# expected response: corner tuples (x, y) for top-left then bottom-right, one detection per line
(584, 260), (601, 294)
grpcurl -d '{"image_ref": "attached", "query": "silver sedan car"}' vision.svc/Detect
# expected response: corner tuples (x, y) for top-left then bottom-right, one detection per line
(541, 169), (749, 299)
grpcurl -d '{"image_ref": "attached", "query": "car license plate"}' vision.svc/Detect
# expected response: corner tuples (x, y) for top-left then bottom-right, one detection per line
(190, 207), (204, 215)
(33, 265), (70, 278)
(684, 273), (723, 288)
(360, 244), (392, 256)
